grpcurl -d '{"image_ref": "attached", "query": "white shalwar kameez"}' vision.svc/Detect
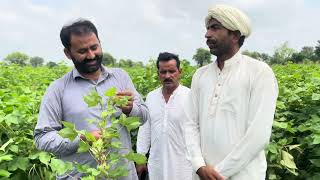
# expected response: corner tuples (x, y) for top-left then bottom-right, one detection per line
(184, 51), (278, 180)
(137, 85), (193, 180)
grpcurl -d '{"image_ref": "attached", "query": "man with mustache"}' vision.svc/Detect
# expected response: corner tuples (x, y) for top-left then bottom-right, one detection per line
(136, 52), (193, 180)
(185, 4), (278, 180)
(34, 19), (149, 180)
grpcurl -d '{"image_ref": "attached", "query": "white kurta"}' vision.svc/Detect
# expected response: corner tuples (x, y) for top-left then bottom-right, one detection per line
(184, 51), (278, 180)
(137, 85), (193, 180)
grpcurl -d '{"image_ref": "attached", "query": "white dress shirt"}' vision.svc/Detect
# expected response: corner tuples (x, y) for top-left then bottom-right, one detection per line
(184, 51), (278, 180)
(137, 85), (193, 180)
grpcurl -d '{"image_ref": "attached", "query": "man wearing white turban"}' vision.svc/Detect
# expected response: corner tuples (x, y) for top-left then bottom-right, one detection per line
(185, 4), (278, 180)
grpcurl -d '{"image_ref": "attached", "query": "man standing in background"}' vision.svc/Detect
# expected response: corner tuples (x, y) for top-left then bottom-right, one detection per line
(136, 52), (192, 180)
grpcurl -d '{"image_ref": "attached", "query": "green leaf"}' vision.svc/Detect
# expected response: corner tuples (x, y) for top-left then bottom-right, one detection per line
(87, 168), (100, 176)
(76, 164), (91, 173)
(59, 127), (78, 141)
(312, 135), (320, 145)
(9, 145), (19, 153)
(0, 139), (14, 152)
(111, 141), (122, 149)
(82, 176), (95, 180)
(120, 116), (141, 132)
(281, 150), (297, 169)
(273, 121), (288, 129)
(50, 158), (73, 176)
(62, 121), (76, 129)
(84, 90), (102, 107)
(312, 93), (320, 100)
(39, 151), (51, 165)
(310, 159), (320, 167)
(0, 169), (11, 177)
(123, 152), (147, 165)
(83, 131), (97, 142)
(77, 140), (91, 153)
(0, 154), (13, 163)
(267, 143), (278, 154)
(105, 87), (117, 97)
(108, 166), (128, 178)
(4, 114), (19, 126)
(8, 157), (29, 171)
(288, 144), (301, 151)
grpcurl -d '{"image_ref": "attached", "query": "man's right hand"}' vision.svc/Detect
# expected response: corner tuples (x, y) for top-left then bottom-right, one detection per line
(136, 164), (147, 179)
(196, 165), (224, 180)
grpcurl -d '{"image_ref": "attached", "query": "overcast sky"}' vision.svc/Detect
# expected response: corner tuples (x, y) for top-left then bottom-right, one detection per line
(0, 0), (319, 64)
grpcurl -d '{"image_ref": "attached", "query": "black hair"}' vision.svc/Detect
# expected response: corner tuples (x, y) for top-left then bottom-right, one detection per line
(156, 52), (180, 69)
(60, 19), (99, 49)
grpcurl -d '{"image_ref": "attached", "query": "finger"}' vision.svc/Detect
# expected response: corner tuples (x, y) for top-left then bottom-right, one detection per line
(117, 90), (133, 96)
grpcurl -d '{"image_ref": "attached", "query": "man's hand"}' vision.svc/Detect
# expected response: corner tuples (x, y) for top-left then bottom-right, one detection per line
(80, 130), (102, 141)
(196, 165), (224, 180)
(116, 90), (134, 115)
(136, 164), (147, 179)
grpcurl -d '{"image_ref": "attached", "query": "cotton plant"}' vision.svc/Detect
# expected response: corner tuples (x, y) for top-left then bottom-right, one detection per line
(52, 87), (146, 180)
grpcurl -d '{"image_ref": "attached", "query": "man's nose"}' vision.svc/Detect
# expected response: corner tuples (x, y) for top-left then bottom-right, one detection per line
(164, 72), (171, 78)
(87, 49), (96, 59)
(205, 29), (212, 39)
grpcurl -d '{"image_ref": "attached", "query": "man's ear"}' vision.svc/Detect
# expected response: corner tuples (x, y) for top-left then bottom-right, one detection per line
(64, 48), (72, 60)
(232, 31), (241, 43)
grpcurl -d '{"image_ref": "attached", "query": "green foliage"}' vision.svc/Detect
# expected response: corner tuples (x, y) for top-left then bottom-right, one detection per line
(29, 56), (44, 67)
(271, 41), (296, 64)
(266, 63), (320, 179)
(0, 63), (69, 179)
(56, 88), (146, 179)
(4, 52), (29, 65)
(314, 40), (320, 60)
(102, 52), (117, 66)
(0, 61), (319, 179)
(193, 48), (212, 67)
(242, 50), (272, 63)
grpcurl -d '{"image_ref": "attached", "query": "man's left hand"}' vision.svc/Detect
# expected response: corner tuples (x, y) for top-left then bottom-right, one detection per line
(116, 90), (134, 115)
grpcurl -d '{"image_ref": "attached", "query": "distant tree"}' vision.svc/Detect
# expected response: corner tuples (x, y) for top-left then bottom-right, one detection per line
(291, 46), (315, 63)
(315, 40), (320, 60)
(30, 56), (44, 67)
(242, 50), (272, 63)
(133, 61), (144, 67)
(118, 59), (127, 67)
(193, 48), (211, 67)
(181, 59), (191, 66)
(4, 52), (29, 65)
(102, 53), (116, 66)
(46, 61), (58, 68)
(270, 41), (296, 64)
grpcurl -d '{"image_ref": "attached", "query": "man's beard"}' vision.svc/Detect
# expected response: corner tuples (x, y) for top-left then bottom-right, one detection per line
(72, 54), (103, 74)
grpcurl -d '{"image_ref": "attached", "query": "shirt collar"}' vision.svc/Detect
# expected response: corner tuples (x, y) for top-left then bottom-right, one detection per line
(72, 65), (113, 80)
(214, 50), (241, 69)
(160, 84), (181, 97)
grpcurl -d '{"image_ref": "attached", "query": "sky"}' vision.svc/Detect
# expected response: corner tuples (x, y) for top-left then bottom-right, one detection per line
(0, 0), (319, 64)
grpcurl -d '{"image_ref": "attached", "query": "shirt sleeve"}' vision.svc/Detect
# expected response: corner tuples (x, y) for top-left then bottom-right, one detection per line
(136, 94), (152, 155)
(34, 82), (79, 156)
(184, 72), (206, 172)
(215, 65), (278, 178)
(121, 69), (150, 126)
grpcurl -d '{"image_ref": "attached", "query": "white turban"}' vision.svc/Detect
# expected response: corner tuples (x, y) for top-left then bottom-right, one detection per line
(205, 4), (251, 38)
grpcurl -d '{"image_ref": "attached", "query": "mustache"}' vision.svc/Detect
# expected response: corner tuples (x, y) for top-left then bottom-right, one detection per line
(82, 55), (102, 64)
(163, 79), (173, 82)
(206, 39), (217, 44)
